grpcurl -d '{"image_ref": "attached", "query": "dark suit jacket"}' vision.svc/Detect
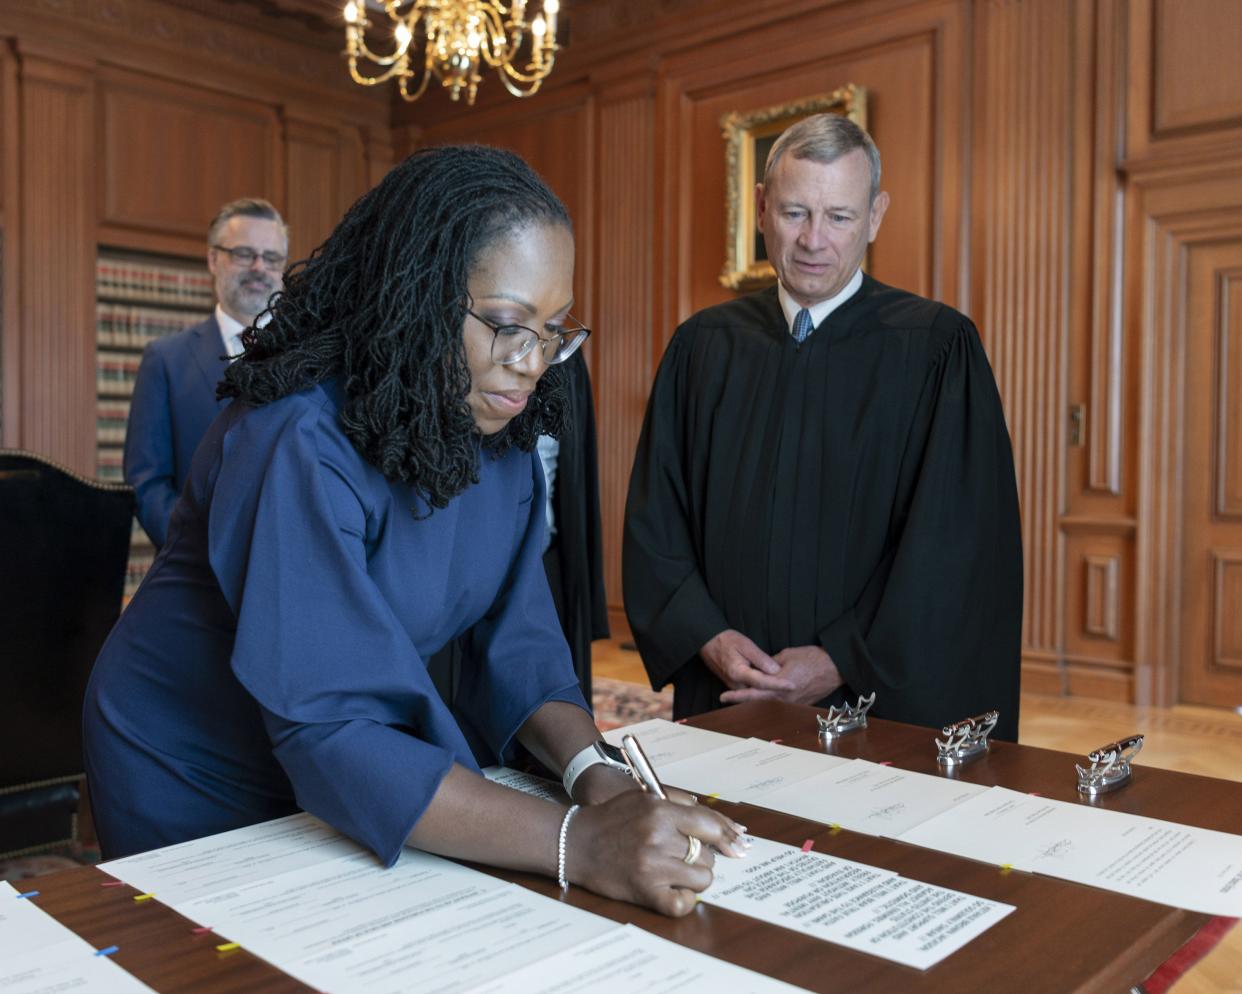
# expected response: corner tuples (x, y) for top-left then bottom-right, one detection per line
(123, 316), (231, 548)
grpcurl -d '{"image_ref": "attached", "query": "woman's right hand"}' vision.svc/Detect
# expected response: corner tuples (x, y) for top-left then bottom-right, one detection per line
(563, 790), (750, 917)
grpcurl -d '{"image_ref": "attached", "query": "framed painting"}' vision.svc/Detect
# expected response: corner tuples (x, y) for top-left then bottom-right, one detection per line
(718, 84), (867, 292)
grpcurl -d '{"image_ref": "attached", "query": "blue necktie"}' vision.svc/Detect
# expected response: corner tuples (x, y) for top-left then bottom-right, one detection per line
(792, 307), (813, 343)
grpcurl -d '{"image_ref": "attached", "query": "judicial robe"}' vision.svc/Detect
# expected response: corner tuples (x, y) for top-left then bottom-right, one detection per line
(543, 351), (611, 698)
(623, 276), (1023, 740)
(84, 377), (586, 862)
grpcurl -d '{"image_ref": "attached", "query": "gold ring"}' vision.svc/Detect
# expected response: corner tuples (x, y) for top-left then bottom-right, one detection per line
(683, 835), (702, 865)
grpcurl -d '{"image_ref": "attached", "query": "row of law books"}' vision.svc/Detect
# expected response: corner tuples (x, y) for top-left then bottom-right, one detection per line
(96, 355), (143, 396)
(96, 257), (214, 307)
(96, 249), (212, 603)
(97, 400), (130, 445)
(97, 302), (204, 350)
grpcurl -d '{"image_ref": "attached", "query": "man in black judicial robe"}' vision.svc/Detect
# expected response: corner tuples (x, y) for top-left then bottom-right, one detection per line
(429, 350), (609, 706)
(623, 114), (1023, 740)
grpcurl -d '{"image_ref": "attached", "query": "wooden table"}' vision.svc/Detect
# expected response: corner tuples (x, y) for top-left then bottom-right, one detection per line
(20, 701), (1242, 992)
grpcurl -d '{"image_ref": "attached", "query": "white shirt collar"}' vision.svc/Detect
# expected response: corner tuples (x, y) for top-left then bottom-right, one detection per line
(777, 267), (864, 339)
(215, 305), (247, 359)
(215, 304), (270, 359)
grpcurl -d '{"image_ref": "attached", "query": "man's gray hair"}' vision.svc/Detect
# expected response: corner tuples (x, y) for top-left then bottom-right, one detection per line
(207, 197), (288, 245)
(763, 114), (882, 201)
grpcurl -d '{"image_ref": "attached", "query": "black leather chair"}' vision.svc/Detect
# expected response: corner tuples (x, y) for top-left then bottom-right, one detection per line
(0, 449), (133, 858)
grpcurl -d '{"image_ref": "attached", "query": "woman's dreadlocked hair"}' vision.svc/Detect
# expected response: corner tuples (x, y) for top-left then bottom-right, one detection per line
(219, 144), (572, 510)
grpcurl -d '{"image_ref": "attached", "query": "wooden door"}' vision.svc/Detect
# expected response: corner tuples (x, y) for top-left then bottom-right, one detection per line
(1179, 240), (1242, 707)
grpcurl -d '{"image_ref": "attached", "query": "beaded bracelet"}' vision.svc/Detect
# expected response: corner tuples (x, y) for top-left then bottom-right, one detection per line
(557, 804), (581, 889)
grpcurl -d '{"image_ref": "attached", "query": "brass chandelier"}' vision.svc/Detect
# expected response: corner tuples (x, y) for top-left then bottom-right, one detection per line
(342, 1), (561, 105)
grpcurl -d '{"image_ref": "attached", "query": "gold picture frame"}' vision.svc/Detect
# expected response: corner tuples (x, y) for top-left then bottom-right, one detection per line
(718, 84), (868, 292)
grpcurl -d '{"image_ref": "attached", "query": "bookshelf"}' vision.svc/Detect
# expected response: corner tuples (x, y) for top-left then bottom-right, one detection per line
(95, 249), (214, 599)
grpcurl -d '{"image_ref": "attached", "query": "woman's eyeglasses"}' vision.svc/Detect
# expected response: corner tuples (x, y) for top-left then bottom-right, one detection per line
(468, 309), (591, 366)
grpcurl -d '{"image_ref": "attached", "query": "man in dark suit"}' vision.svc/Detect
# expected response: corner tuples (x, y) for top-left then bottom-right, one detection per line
(124, 198), (287, 547)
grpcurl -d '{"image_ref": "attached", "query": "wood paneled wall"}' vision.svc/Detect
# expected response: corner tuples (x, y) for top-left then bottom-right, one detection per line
(400, 0), (1242, 706)
(1, 0), (1239, 707)
(0, 0), (392, 469)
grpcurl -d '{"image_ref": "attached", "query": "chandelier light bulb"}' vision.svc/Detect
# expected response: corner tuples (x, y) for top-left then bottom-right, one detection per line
(342, 0), (562, 104)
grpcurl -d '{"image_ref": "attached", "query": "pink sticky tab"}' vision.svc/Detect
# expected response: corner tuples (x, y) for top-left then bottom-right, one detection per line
(770, 738), (784, 744)
(801, 839), (814, 853)
(191, 927), (213, 935)
(99, 881), (124, 888)
(878, 761), (893, 767)
(675, 718), (688, 724)
(1028, 791), (1043, 797)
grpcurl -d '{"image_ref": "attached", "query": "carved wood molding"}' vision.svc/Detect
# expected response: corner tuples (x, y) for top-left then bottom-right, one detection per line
(1127, 0), (1242, 159)
(17, 51), (98, 474)
(1086, 0), (1126, 497)
(1214, 553), (1242, 671)
(1084, 554), (1121, 642)
(393, 0), (917, 128)
(1218, 269), (1242, 519)
(0, 0), (386, 121)
(1130, 188), (1242, 705)
(595, 94), (654, 611)
(972, 0), (1072, 657)
(1059, 515), (1138, 536)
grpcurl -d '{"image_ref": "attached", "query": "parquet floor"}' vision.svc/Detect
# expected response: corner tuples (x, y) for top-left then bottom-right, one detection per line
(592, 638), (1242, 993)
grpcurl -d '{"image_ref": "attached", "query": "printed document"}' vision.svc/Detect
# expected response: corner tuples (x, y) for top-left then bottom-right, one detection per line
(705, 836), (1014, 970)
(899, 786), (1242, 916)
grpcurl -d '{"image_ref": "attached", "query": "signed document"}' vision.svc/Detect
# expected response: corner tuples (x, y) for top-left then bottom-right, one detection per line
(705, 836), (1014, 970)
(757, 760), (988, 838)
(898, 786), (1242, 916)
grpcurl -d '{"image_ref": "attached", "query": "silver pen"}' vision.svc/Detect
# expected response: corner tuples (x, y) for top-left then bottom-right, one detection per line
(620, 734), (667, 800)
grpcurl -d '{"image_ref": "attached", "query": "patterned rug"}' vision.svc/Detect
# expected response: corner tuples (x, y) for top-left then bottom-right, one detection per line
(592, 676), (673, 731)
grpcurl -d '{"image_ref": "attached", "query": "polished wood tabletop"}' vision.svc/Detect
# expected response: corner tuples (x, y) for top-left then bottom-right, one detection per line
(21, 701), (1242, 993)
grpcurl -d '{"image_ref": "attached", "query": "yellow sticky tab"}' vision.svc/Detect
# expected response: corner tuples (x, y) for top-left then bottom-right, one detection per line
(999, 864), (1014, 876)
(828, 823), (843, 835)
(133, 893), (155, 903)
(707, 793), (720, 802)
(215, 942), (240, 952)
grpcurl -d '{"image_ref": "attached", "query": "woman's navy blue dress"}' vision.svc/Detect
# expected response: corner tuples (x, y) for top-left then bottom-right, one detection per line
(84, 379), (586, 863)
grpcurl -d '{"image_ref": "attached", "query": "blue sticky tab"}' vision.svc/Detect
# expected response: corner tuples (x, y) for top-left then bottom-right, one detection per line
(15, 890), (39, 899)
(95, 945), (119, 957)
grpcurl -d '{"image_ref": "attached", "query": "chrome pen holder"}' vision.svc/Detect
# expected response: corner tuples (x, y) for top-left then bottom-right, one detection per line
(816, 692), (876, 740)
(935, 710), (999, 767)
(1075, 734), (1143, 796)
